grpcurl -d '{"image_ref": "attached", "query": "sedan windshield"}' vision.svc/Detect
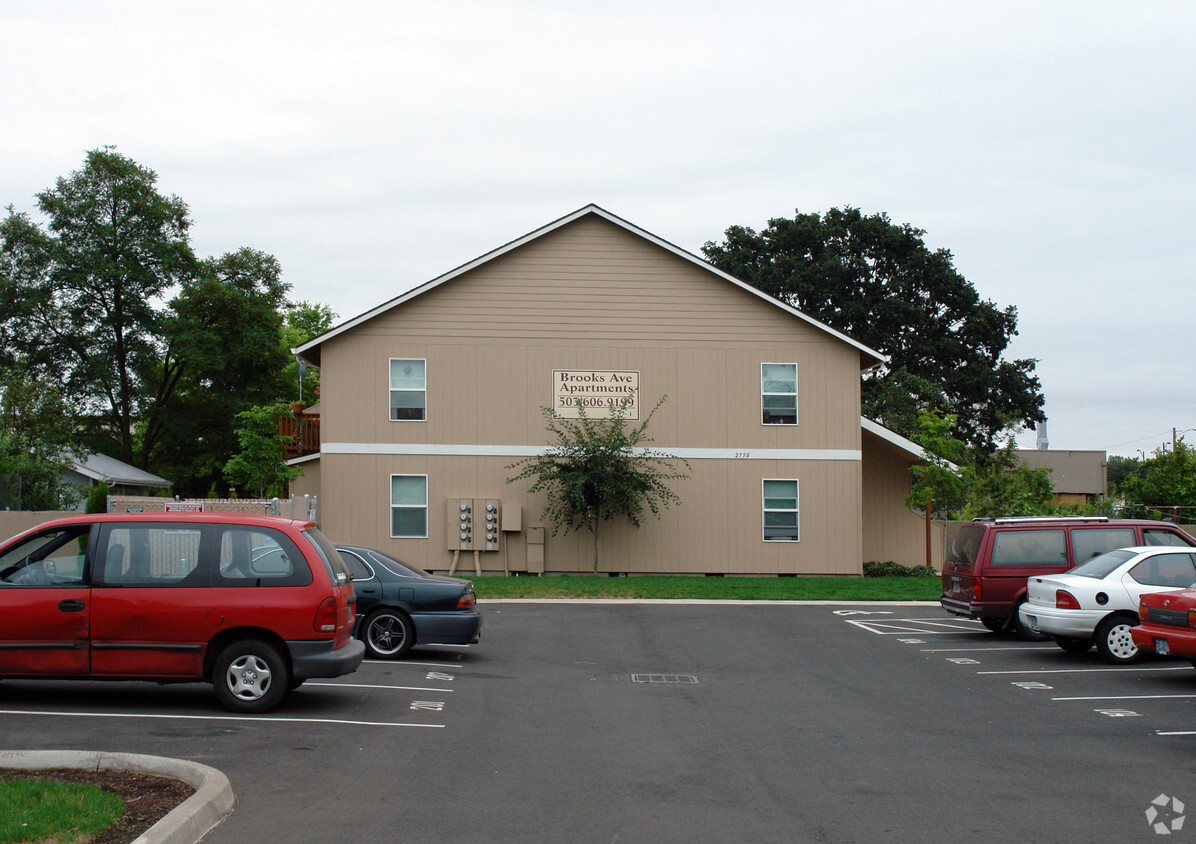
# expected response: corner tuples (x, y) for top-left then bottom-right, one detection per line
(1068, 549), (1137, 579)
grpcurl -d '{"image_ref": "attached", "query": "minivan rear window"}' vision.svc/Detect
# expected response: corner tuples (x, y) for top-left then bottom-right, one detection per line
(989, 529), (1067, 566)
(305, 529), (352, 586)
(946, 524), (985, 566)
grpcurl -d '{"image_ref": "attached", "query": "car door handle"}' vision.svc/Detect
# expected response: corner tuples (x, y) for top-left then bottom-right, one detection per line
(58, 599), (85, 613)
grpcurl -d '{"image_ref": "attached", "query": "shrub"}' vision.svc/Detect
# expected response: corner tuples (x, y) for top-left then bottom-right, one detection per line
(863, 561), (937, 577)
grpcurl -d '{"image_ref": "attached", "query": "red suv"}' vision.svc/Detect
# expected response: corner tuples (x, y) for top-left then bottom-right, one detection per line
(0, 513), (364, 712)
(940, 517), (1196, 637)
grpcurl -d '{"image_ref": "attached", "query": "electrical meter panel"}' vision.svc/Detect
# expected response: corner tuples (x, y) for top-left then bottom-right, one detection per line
(481, 499), (502, 551)
(447, 499), (474, 551)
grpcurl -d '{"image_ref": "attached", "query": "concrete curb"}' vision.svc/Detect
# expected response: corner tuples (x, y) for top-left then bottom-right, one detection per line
(0, 749), (235, 844)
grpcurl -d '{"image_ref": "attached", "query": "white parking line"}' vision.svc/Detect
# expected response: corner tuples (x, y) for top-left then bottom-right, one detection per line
(1157, 730), (1196, 736)
(977, 666), (1191, 675)
(921, 646), (1058, 653)
(307, 682), (453, 693)
(363, 659), (461, 669)
(847, 620), (975, 635)
(0, 709), (444, 728)
(1052, 694), (1196, 701)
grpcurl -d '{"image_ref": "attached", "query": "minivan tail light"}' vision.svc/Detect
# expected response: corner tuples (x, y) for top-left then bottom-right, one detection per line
(972, 580), (981, 601)
(1188, 610), (1196, 631)
(1056, 590), (1081, 610)
(314, 597), (338, 633)
(457, 590), (476, 611)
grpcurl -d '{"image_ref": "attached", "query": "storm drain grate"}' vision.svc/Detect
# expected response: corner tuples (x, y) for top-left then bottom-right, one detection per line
(631, 673), (699, 684)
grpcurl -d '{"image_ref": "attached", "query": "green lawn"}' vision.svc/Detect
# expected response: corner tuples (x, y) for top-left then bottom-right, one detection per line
(0, 777), (122, 844)
(473, 574), (941, 601)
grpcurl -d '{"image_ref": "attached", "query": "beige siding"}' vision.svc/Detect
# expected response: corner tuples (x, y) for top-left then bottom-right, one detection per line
(314, 214), (869, 574)
(861, 430), (943, 567)
(320, 452), (861, 575)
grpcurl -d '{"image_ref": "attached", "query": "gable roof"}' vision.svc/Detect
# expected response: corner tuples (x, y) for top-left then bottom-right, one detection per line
(294, 204), (888, 369)
(67, 451), (172, 488)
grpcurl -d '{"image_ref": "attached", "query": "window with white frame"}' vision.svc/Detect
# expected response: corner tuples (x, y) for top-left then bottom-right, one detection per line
(389, 359), (426, 421)
(761, 363), (797, 425)
(390, 475), (428, 538)
(762, 479), (799, 542)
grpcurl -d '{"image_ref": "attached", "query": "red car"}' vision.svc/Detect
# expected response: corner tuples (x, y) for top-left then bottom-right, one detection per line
(0, 513), (365, 712)
(1133, 589), (1196, 662)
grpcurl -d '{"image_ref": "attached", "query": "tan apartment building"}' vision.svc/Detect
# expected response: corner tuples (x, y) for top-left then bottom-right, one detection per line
(292, 205), (940, 575)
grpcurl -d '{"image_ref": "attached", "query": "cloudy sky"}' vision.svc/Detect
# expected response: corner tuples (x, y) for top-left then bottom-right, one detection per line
(3, 1), (1192, 457)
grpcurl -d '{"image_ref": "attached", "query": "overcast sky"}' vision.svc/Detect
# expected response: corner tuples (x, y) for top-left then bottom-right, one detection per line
(3, 1), (1192, 457)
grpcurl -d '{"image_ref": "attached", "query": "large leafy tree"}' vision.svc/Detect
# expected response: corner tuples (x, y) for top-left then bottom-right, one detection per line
(0, 147), (196, 466)
(507, 398), (690, 571)
(281, 301), (337, 404)
(1123, 440), (1196, 515)
(702, 207), (1044, 455)
(153, 249), (293, 496)
(0, 368), (83, 509)
(1, 149), (329, 499)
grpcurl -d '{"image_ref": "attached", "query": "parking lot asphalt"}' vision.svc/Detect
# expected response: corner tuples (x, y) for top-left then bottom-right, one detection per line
(3, 601), (1196, 843)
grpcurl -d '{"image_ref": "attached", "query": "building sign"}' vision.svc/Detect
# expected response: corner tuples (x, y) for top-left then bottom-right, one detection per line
(165, 501), (204, 513)
(553, 370), (639, 419)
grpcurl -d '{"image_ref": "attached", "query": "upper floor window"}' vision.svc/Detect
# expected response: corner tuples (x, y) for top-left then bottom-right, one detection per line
(390, 359), (426, 421)
(761, 363), (797, 425)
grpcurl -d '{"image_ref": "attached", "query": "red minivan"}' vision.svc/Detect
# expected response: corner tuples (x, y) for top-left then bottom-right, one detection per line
(0, 513), (364, 712)
(940, 516), (1196, 637)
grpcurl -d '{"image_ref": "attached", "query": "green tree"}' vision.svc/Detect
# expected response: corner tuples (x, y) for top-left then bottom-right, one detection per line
(153, 249), (293, 496)
(702, 207), (1044, 454)
(0, 148), (197, 466)
(282, 301), (336, 403)
(0, 368), (82, 509)
(1123, 440), (1196, 514)
(1106, 454), (1141, 495)
(507, 397), (690, 571)
(906, 410), (970, 520)
(223, 402), (302, 499)
(964, 439), (1057, 517)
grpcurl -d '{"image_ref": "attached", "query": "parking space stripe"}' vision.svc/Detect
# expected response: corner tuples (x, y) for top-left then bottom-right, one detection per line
(977, 666), (1191, 675)
(1051, 694), (1196, 701)
(921, 646), (1058, 652)
(307, 682), (453, 692)
(364, 660), (461, 668)
(0, 709), (444, 728)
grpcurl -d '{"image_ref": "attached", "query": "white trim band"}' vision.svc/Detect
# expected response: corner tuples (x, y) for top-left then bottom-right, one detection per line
(322, 443), (861, 461)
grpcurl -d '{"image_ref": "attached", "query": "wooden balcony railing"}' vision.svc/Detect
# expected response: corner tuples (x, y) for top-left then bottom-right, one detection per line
(280, 410), (320, 458)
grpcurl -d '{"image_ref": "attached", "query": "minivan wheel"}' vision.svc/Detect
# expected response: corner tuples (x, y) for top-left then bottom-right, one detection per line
(1054, 635), (1093, 654)
(363, 609), (415, 659)
(981, 618), (1005, 633)
(213, 639), (290, 713)
(1095, 615), (1141, 664)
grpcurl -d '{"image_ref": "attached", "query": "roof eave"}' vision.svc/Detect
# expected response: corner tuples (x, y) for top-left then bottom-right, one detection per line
(294, 204), (889, 370)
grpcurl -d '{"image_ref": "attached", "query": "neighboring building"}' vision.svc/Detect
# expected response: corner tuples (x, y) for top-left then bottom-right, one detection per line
(1016, 448), (1108, 506)
(62, 452), (172, 507)
(292, 205), (941, 575)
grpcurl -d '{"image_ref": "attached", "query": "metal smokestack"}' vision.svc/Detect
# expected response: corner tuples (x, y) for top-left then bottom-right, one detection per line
(1036, 420), (1049, 451)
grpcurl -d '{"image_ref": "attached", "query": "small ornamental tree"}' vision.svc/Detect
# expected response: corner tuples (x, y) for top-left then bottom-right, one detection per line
(906, 410), (969, 520)
(223, 402), (301, 499)
(507, 396), (690, 572)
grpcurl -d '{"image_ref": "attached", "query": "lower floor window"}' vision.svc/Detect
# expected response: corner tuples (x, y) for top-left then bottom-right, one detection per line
(763, 479), (799, 542)
(391, 474), (428, 538)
